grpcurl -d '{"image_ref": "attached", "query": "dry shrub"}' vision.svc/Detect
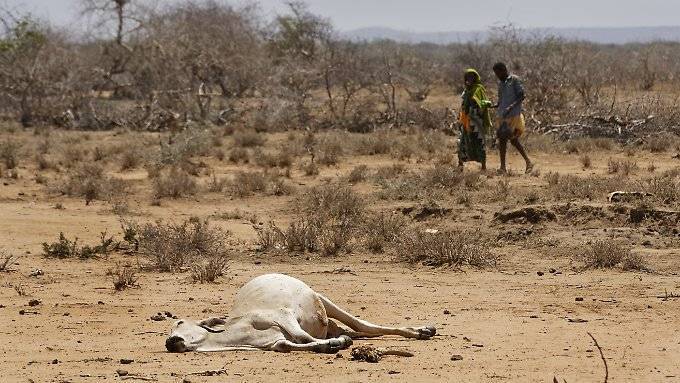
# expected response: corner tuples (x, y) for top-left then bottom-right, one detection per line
(373, 164), (405, 183)
(347, 165), (369, 183)
(644, 134), (673, 153)
(60, 145), (88, 168)
(488, 179), (511, 202)
(191, 257), (229, 283)
(362, 212), (407, 253)
(580, 154), (592, 169)
(580, 240), (646, 271)
(355, 130), (395, 155)
(58, 163), (128, 203)
(228, 171), (265, 197)
(233, 129), (266, 148)
(317, 134), (344, 166)
(398, 229), (497, 268)
(301, 161), (319, 176)
(206, 173), (228, 193)
(415, 129), (446, 159)
(228, 147), (250, 163)
(149, 128), (213, 170)
(152, 166), (197, 199)
(377, 165), (480, 201)
(545, 172), (623, 201)
(137, 218), (232, 272)
(607, 158), (638, 176)
(0, 139), (21, 169)
(213, 209), (258, 223)
(109, 264), (139, 291)
(257, 184), (364, 256)
(42, 231), (117, 259)
(120, 143), (145, 171)
(0, 250), (18, 272)
(640, 170), (680, 206)
(36, 153), (55, 170)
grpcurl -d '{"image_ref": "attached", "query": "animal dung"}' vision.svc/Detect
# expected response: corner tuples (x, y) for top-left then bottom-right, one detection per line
(351, 345), (383, 363)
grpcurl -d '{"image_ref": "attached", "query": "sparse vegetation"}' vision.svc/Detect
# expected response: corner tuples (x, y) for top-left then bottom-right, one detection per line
(152, 166), (197, 199)
(580, 240), (647, 271)
(0, 139), (21, 169)
(136, 218), (232, 272)
(362, 212), (407, 253)
(109, 264), (139, 291)
(191, 256), (229, 283)
(398, 229), (497, 268)
(0, 251), (18, 272)
(57, 163), (128, 204)
(42, 231), (117, 259)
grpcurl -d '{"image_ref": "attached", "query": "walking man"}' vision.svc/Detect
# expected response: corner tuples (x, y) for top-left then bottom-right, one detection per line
(493, 62), (533, 174)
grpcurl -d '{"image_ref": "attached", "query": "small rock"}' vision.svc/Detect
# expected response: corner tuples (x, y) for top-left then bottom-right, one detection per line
(549, 268), (557, 274)
(463, 337), (471, 342)
(642, 240), (652, 247)
(450, 355), (464, 361)
(537, 271), (545, 276)
(19, 310), (26, 315)
(388, 370), (400, 375)
(471, 343), (484, 348)
(529, 315), (539, 318)
(363, 260), (369, 263)
(51, 359), (59, 365)
(150, 314), (166, 321)
(120, 359), (134, 365)
(29, 269), (44, 277)
(97, 301), (105, 305)
(28, 299), (41, 307)
(63, 312), (70, 316)
(335, 353), (343, 359)
(575, 297), (584, 302)
(116, 369), (129, 377)
(443, 309), (451, 315)
(188, 297), (194, 301)
(183, 379), (192, 383)
(254, 261), (262, 265)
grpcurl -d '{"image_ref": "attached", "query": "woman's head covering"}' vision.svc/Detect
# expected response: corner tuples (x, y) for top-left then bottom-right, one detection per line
(464, 68), (482, 86)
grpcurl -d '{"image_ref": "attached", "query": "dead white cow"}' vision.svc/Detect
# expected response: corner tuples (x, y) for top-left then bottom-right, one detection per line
(166, 273), (436, 353)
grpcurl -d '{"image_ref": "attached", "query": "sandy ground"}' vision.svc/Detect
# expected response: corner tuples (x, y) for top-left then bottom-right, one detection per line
(1, 135), (679, 382)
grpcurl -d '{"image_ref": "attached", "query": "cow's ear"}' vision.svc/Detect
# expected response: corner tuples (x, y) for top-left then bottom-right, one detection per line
(200, 317), (226, 328)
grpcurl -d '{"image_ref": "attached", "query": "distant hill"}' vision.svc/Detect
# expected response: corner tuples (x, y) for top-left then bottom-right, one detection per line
(343, 26), (680, 45)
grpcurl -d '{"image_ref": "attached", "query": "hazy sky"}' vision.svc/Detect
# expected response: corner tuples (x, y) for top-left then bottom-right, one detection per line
(3, 0), (680, 32)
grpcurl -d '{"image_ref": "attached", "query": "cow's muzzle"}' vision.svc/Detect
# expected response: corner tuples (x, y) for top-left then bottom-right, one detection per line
(165, 336), (187, 353)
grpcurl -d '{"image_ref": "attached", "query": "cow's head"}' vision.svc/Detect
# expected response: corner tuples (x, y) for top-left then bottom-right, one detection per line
(165, 317), (226, 353)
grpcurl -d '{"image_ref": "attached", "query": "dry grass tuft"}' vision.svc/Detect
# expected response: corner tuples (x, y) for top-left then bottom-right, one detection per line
(607, 158), (639, 176)
(152, 166), (197, 199)
(580, 240), (647, 271)
(256, 184), (364, 256)
(191, 257), (229, 283)
(0, 250), (18, 272)
(398, 229), (497, 268)
(362, 212), (407, 253)
(0, 139), (21, 169)
(42, 231), (117, 260)
(109, 264), (139, 291)
(233, 129), (266, 148)
(137, 218), (232, 272)
(57, 163), (128, 204)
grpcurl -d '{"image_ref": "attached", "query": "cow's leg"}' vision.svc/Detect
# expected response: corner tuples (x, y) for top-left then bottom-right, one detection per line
(319, 295), (436, 340)
(269, 313), (353, 353)
(270, 336), (353, 353)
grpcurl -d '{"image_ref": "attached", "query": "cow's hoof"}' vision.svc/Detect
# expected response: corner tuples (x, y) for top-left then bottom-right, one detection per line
(415, 326), (437, 340)
(325, 335), (353, 353)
